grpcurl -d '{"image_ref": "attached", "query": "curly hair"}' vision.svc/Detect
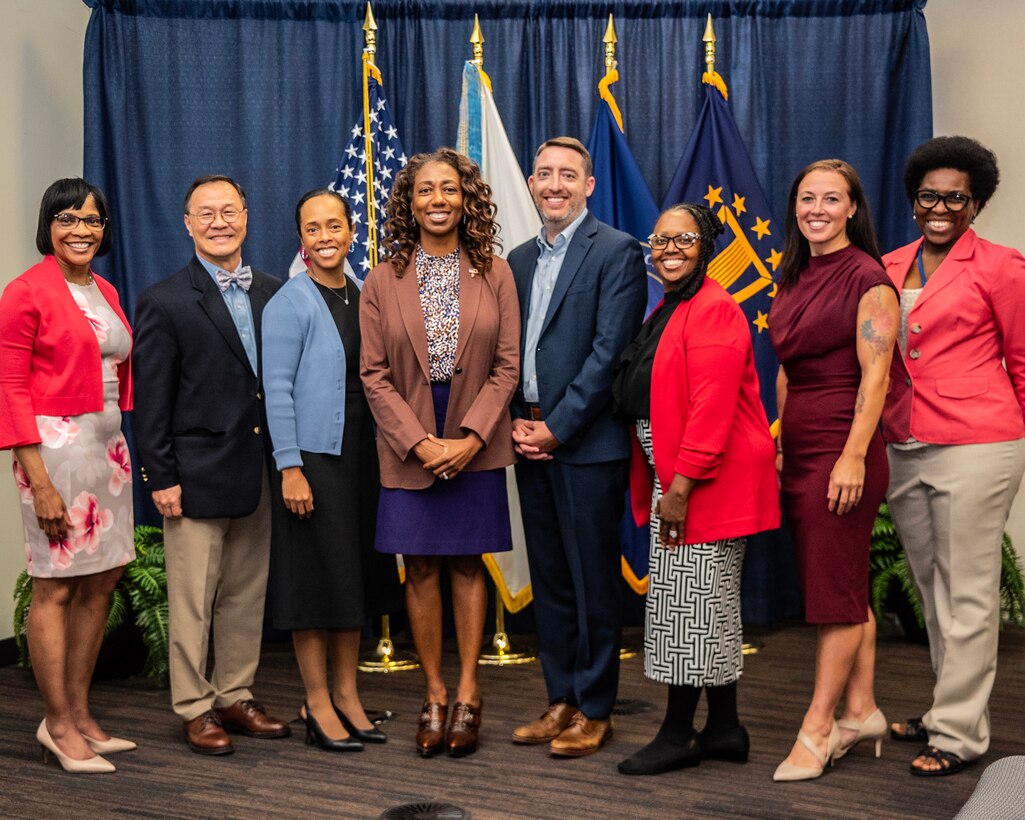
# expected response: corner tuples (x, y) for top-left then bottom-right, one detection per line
(381, 147), (499, 276)
(903, 135), (999, 212)
(778, 159), (882, 291)
(657, 203), (725, 301)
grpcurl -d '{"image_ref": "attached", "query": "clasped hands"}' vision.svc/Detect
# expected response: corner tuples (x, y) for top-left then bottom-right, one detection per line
(414, 431), (484, 479)
(511, 418), (559, 461)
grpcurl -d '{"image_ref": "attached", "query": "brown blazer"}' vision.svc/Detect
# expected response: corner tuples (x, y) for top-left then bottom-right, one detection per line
(359, 247), (520, 489)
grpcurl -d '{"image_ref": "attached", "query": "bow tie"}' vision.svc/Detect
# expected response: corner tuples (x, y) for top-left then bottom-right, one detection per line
(215, 266), (253, 292)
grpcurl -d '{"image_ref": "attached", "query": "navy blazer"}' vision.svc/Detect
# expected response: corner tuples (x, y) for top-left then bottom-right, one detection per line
(508, 212), (646, 464)
(132, 256), (281, 519)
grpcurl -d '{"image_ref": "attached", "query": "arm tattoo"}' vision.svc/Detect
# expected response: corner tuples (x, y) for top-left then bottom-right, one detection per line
(854, 388), (866, 415)
(859, 286), (895, 363)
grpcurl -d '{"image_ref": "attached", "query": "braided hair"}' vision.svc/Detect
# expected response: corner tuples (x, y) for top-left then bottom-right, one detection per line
(657, 203), (725, 300)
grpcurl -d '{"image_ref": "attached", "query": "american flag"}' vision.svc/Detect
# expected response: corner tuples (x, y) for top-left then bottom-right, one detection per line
(289, 74), (406, 280)
(330, 74), (407, 278)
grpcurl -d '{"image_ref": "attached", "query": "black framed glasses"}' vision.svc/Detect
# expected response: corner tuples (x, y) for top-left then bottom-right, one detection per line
(647, 231), (700, 250)
(914, 190), (972, 211)
(52, 213), (106, 230)
(188, 208), (246, 225)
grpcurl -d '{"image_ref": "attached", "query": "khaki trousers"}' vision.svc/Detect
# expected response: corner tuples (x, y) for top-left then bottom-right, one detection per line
(164, 473), (272, 721)
(887, 439), (1025, 760)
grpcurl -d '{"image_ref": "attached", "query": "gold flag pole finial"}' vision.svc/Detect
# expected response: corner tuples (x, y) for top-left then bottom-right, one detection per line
(603, 14), (617, 74)
(363, 3), (378, 60)
(703, 13), (716, 77)
(470, 14), (484, 66)
(701, 14), (728, 100)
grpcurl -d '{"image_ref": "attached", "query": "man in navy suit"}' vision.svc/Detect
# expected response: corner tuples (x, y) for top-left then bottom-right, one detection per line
(508, 138), (647, 756)
(133, 175), (288, 755)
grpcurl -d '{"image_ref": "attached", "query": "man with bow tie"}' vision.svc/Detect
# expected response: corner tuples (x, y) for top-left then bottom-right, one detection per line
(133, 174), (286, 755)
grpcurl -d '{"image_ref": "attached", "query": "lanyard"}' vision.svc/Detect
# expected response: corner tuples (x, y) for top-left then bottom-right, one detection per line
(916, 244), (927, 288)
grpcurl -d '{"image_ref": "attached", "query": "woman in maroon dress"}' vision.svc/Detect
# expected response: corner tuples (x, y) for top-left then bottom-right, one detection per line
(768, 160), (899, 781)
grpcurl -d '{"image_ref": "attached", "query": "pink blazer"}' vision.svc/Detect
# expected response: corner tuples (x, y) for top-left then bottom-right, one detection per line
(882, 230), (1025, 445)
(359, 248), (520, 489)
(0, 255), (133, 449)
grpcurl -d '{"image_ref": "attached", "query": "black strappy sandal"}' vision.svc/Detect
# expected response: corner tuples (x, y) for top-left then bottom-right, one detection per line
(890, 717), (928, 743)
(909, 745), (965, 777)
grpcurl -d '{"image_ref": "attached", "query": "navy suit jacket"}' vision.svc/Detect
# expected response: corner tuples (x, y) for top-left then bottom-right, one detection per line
(508, 212), (647, 464)
(132, 256), (281, 519)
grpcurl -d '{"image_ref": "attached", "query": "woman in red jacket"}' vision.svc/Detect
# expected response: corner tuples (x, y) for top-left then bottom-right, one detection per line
(0, 179), (135, 773)
(613, 203), (779, 775)
(883, 137), (1025, 777)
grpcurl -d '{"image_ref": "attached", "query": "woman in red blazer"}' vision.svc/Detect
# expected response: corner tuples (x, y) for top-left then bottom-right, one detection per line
(360, 148), (519, 758)
(883, 137), (1025, 777)
(0, 179), (135, 773)
(613, 203), (779, 776)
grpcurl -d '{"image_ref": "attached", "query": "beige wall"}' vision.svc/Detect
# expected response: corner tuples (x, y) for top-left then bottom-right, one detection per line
(0, 0), (91, 640)
(927, 0), (1025, 552)
(0, 2), (1023, 640)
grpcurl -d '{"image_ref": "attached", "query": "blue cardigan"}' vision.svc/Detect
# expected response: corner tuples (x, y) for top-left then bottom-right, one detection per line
(262, 272), (361, 470)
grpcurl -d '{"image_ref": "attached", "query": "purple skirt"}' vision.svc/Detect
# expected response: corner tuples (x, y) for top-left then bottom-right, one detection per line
(375, 383), (512, 556)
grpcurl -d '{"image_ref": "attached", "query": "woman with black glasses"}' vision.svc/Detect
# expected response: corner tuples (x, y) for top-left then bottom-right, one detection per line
(882, 136), (1025, 777)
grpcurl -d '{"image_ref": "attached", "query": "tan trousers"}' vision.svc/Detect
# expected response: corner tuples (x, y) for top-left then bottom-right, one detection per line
(887, 439), (1025, 760)
(164, 473), (272, 721)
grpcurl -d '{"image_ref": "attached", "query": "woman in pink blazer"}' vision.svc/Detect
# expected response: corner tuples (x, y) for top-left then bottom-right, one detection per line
(360, 148), (519, 758)
(883, 137), (1025, 777)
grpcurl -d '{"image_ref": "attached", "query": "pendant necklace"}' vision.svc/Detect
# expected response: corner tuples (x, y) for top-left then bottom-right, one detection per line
(309, 270), (349, 305)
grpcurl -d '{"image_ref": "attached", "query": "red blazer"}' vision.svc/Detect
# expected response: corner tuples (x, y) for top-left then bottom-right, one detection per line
(0, 255), (133, 449)
(629, 278), (780, 543)
(360, 248), (520, 489)
(882, 230), (1025, 445)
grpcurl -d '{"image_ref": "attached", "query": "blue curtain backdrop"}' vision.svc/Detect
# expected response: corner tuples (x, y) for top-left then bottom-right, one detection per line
(82, 0), (932, 624)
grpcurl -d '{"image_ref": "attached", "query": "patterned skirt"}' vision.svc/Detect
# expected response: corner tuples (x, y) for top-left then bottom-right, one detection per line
(637, 419), (745, 686)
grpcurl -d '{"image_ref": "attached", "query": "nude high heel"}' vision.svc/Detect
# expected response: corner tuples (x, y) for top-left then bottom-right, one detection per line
(773, 721), (840, 782)
(37, 719), (116, 773)
(834, 708), (886, 760)
(81, 733), (138, 754)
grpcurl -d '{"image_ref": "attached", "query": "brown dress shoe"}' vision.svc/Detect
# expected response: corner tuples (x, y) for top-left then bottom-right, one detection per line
(416, 702), (447, 757)
(446, 701), (482, 757)
(215, 699), (291, 739)
(549, 712), (613, 757)
(512, 701), (579, 745)
(184, 710), (234, 755)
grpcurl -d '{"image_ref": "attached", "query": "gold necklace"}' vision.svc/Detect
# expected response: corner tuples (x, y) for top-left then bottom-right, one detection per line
(308, 270), (349, 305)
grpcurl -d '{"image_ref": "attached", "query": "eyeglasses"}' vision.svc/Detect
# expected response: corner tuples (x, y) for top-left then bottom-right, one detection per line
(52, 213), (106, 230)
(914, 190), (972, 212)
(187, 208), (246, 225)
(647, 232), (700, 250)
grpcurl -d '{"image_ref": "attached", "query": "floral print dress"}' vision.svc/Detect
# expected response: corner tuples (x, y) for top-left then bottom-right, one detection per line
(14, 281), (135, 578)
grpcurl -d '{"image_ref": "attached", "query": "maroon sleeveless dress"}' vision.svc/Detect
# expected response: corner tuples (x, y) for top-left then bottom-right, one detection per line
(769, 245), (894, 623)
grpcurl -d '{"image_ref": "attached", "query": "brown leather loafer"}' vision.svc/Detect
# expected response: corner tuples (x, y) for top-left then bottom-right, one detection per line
(512, 701), (579, 745)
(446, 701), (482, 757)
(416, 702), (447, 757)
(184, 710), (234, 755)
(215, 699), (291, 739)
(549, 712), (612, 757)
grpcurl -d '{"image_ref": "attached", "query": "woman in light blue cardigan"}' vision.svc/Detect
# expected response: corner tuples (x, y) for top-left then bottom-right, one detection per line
(263, 189), (402, 752)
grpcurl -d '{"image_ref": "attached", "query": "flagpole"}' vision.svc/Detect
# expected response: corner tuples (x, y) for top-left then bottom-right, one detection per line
(356, 2), (418, 674)
(463, 13), (536, 667)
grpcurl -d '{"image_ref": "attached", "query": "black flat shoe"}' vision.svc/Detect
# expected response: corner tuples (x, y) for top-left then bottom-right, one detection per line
(698, 725), (749, 763)
(891, 717), (928, 743)
(910, 745), (966, 777)
(333, 702), (388, 744)
(617, 734), (701, 775)
(303, 702), (364, 752)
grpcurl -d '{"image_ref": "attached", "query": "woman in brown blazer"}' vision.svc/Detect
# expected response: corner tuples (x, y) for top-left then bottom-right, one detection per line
(360, 147), (520, 758)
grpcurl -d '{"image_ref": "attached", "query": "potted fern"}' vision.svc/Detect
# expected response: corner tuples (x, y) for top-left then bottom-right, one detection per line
(870, 503), (1025, 642)
(13, 524), (169, 684)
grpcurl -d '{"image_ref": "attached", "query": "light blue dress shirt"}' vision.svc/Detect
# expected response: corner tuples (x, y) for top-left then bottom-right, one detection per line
(522, 208), (589, 403)
(198, 255), (258, 374)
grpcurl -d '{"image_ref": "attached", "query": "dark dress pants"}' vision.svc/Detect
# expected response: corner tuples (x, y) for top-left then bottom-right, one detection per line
(516, 456), (627, 719)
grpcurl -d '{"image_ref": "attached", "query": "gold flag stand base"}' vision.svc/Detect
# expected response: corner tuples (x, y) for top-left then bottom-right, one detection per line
(358, 615), (420, 673)
(619, 644), (640, 660)
(742, 641), (762, 656)
(478, 599), (536, 665)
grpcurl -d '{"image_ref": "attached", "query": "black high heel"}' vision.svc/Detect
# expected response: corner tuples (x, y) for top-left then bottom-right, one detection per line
(303, 702), (364, 752)
(333, 701), (387, 744)
(698, 725), (750, 763)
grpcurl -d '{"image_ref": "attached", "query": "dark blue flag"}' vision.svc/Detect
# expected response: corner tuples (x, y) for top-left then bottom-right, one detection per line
(662, 82), (780, 422)
(585, 77), (661, 595)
